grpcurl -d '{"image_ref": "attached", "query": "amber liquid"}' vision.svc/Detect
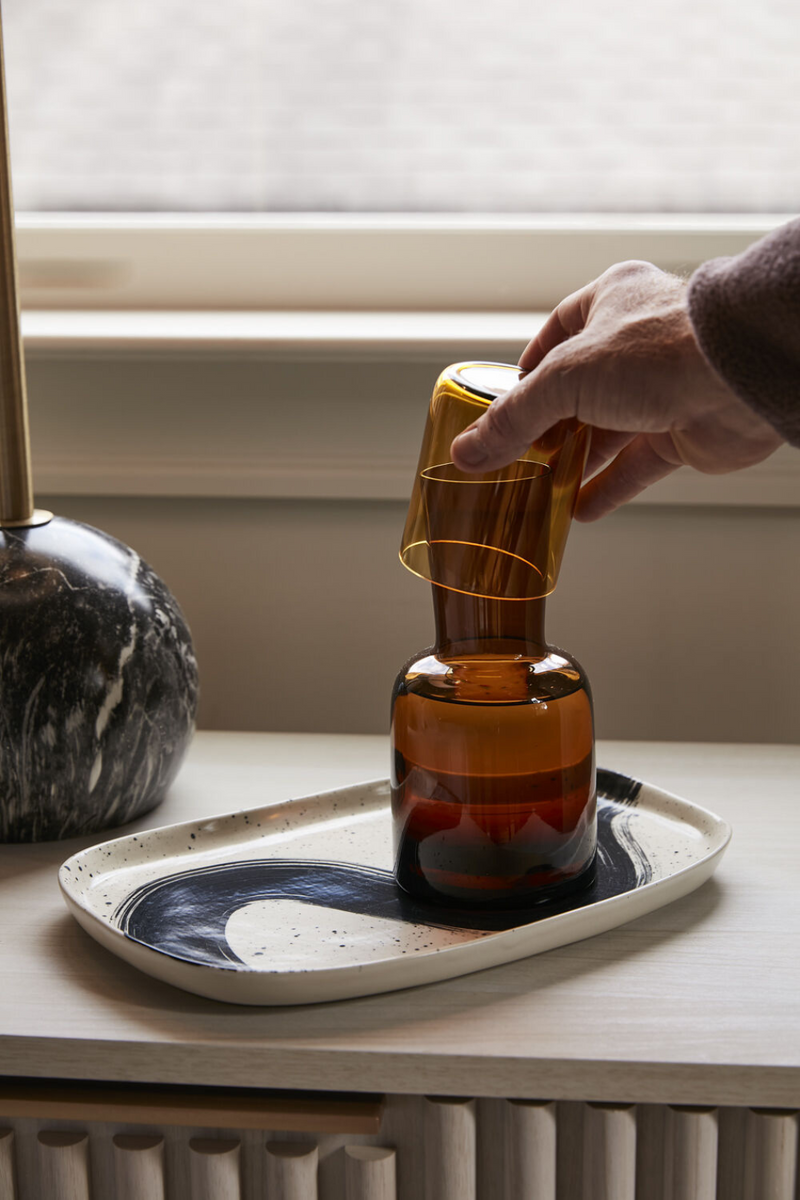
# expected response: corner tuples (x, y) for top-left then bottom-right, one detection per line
(391, 588), (596, 907)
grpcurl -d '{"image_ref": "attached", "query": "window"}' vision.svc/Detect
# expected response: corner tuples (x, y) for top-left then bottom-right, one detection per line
(6, 0), (799, 215)
(8, 1), (800, 510)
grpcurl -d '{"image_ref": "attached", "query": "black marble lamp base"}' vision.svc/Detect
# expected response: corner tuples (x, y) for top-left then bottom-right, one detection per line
(0, 517), (199, 842)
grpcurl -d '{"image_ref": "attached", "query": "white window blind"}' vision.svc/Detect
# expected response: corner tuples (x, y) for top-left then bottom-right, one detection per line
(5, 0), (799, 214)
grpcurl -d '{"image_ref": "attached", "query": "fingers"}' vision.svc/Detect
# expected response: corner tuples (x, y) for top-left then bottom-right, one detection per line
(452, 281), (598, 472)
(583, 427), (637, 479)
(575, 432), (681, 522)
(451, 347), (578, 471)
(518, 283), (595, 372)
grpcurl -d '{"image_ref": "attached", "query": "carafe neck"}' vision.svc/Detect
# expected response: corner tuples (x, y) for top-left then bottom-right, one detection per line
(432, 585), (546, 657)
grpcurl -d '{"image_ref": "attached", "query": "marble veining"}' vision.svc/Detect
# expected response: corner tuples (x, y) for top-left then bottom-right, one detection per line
(0, 517), (199, 841)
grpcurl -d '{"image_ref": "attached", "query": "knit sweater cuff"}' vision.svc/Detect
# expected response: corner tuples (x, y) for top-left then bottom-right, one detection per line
(687, 217), (800, 449)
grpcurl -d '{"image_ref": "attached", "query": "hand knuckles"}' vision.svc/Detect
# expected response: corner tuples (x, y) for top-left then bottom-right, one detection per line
(604, 259), (659, 282)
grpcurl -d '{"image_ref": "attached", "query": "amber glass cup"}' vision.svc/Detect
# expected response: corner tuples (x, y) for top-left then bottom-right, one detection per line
(391, 362), (596, 908)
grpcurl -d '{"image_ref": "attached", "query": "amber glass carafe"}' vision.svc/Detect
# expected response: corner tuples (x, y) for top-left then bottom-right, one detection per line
(391, 588), (596, 906)
(392, 361), (596, 908)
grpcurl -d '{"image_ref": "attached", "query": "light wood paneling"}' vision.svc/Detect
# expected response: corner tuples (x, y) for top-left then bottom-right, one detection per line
(424, 1097), (476, 1200)
(377, 1094), (424, 1200)
(265, 1142), (319, 1200)
(37, 1132), (90, 1200)
(112, 1134), (165, 1200)
(476, 1098), (505, 1200)
(663, 1106), (718, 1200)
(344, 1145), (396, 1200)
(635, 1105), (666, 1200)
(0, 1097), (794, 1198)
(0, 1130), (16, 1200)
(582, 1103), (636, 1200)
(506, 1099), (557, 1200)
(742, 1108), (798, 1200)
(189, 1137), (241, 1200)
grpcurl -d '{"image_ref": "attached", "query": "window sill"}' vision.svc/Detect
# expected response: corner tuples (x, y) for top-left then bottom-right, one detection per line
(17, 213), (787, 313)
(22, 309), (540, 359)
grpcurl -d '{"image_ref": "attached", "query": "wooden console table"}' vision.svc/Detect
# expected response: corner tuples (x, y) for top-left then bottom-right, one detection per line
(0, 733), (797, 1199)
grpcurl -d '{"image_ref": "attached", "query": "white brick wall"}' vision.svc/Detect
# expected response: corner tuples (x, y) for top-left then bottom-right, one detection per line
(4, 0), (800, 212)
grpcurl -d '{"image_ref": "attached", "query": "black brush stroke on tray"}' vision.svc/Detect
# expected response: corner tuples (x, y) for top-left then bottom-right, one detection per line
(116, 772), (653, 970)
(596, 768), (642, 806)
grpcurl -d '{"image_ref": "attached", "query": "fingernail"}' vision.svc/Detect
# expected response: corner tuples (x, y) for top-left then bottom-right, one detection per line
(453, 430), (489, 467)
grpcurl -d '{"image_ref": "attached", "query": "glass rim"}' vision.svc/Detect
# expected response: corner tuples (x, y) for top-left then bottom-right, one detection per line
(420, 459), (551, 485)
(398, 541), (552, 601)
(443, 361), (527, 403)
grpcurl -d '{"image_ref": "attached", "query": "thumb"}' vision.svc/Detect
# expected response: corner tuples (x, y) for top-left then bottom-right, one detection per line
(451, 346), (580, 472)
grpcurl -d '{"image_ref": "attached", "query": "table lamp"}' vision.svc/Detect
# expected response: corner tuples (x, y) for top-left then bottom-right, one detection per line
(0, 16), (198, 841)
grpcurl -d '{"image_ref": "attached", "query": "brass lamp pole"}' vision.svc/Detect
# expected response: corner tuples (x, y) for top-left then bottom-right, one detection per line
(0, 12), (50, 528)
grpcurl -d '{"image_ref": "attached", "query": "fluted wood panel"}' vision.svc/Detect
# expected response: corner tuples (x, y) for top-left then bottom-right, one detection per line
(714, 1106), (745, 1200)
(634, 1104), (666, 1200)
(506, 1099), (557, 1200)
(189, 1137), (241, 1200)
(112, 1134), (165, 1200)
(663, 1106), (718, 1200)
(265, 1141), (319, 1200)
(0, 1130), (16, 1200)
(375, 1094), (423, 1200)
(37, 1132), (90, 1200)
(345, 1145), (396, 1200)
(424, 1097), (476, 1200)
(0, 1096), (797, 1198)
(476, 1098), (505, 1200)
(555, 1102), (584, 1200)
(582, 1103), (636, 1200)
(742, 1108), (798, 1200)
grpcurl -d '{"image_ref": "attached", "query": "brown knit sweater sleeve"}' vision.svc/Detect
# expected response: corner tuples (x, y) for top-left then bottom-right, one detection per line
(687, 217), (800, 448)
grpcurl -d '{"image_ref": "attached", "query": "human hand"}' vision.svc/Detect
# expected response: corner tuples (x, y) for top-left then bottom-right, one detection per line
(450, 261), (783, 520)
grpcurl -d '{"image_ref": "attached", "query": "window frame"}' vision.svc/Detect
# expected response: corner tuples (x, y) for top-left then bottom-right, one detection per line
(16, 212), (790, 316)
(17, 212), (800, 509)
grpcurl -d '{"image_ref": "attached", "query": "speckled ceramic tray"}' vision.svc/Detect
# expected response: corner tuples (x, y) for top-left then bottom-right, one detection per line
(59, 769), (731, 1006)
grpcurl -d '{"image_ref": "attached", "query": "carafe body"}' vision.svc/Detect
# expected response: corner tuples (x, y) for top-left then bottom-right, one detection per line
(391, 589), (596, 906)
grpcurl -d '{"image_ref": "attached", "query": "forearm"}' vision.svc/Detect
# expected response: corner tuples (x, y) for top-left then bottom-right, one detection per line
(687, 217), (800, 449)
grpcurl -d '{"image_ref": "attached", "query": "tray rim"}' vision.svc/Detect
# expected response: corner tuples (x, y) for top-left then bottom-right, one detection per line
(59, 770), (732, 1004)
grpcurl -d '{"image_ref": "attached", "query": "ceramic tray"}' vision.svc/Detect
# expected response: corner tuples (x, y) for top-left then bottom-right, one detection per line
(59, 768), (731, 1006)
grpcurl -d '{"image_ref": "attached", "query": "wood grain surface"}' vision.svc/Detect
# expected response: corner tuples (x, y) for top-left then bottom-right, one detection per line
(112, 1134), (165, 1200)
(344, 1145), (397, 1200)
(264, 1142), (319, 1200)
(189, 1137), (241, 1200)
(0, 734), (798, 1107)
(0, 1129), (16, 1200)
(36, 1132), (90, 1200)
